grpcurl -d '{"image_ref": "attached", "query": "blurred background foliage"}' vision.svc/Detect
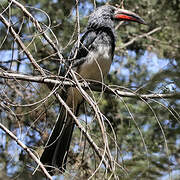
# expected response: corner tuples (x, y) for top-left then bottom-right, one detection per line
(0, 0), (180, 179)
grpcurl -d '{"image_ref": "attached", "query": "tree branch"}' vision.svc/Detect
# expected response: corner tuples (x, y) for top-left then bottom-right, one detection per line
(0, 12), (46, 76)
(115, 27), (162, 50)
(0, 122), (52, 180)
(54, 92), (109, 169)
(0, 71), (179, 100)
(8, 0), (64, 61)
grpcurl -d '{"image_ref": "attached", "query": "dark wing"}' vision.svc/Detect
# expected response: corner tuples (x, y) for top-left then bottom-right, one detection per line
(69, 30), (98, 63)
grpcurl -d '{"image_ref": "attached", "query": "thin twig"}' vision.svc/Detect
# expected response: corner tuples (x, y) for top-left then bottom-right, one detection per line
(0, 13), (45, 76)
(54, 92), (109, 169)
(115, 27), (162, 50)
(8, 0), (64, 61)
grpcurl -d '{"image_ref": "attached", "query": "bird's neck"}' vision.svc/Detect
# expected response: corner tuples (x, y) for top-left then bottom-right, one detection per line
(96, 27), (116, 56)
(86, 26), (116, 56)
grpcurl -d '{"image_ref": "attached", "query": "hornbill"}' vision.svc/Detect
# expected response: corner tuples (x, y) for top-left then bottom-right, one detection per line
(40, 5), (146, 175)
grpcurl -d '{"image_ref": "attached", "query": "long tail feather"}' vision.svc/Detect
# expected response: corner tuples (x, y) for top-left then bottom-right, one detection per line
(40, 107), (75, 174)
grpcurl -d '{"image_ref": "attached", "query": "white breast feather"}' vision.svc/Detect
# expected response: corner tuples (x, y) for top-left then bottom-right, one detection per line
(78, 44), (112, 82)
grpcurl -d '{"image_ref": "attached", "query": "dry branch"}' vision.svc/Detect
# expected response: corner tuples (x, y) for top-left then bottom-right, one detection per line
(0, 71), (179, 100)
(0, 13), (45, 76)
(0, 122), (52, 180)
(115, 27), (162, 50)
(8, 0), (64, 61)
(54, 92), (109, 169)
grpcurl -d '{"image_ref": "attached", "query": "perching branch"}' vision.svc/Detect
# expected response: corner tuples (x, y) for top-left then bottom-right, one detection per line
(0, 71), (179, 100)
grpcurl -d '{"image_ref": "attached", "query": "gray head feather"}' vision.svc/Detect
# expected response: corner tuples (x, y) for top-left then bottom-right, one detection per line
(87, 5), (116, 31)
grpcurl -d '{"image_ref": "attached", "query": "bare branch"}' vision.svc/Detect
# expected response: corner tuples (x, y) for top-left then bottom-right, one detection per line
(0, 13), (46, 76)
(0, 71), (179, 99)
(70, 69), (114, 172)
(0, 122), (52, 180)
(115, 27), (162, 50)
(54, 92), (109, 169)
(8, 0), (64, 61)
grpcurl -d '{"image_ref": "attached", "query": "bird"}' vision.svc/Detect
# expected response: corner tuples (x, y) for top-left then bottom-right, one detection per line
(40, 4), (146, 175)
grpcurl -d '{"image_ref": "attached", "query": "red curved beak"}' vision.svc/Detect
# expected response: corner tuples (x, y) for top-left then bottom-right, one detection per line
(114, 9), (146, 25)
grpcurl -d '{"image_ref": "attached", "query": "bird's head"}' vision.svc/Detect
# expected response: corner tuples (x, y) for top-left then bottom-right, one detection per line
(87, 5), (146, 30)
